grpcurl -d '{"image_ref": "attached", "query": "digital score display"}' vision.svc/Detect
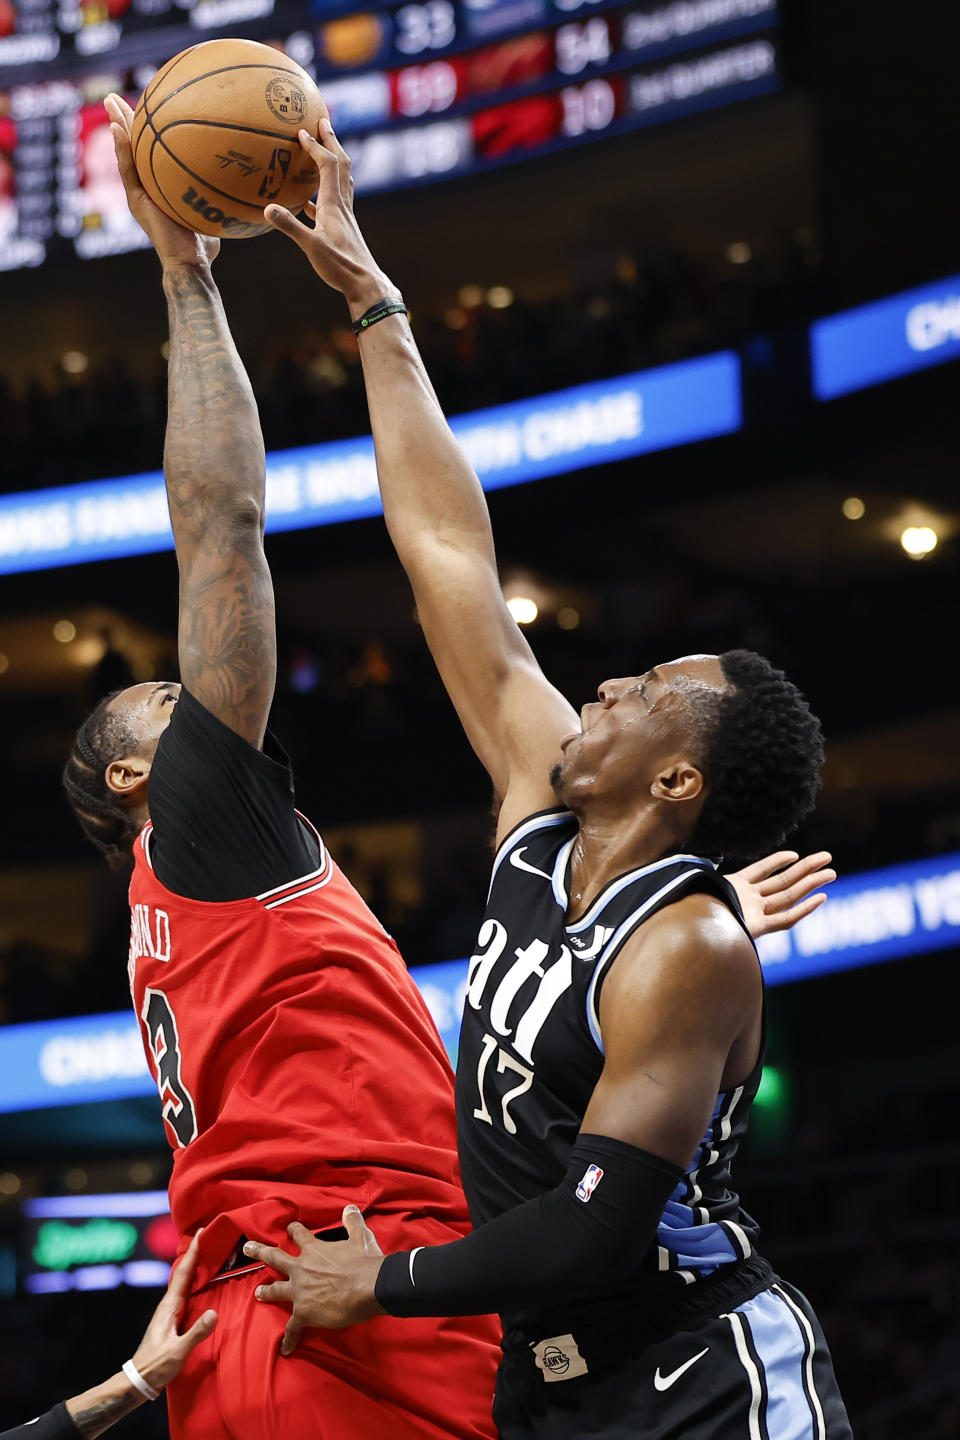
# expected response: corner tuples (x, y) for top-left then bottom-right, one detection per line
(0, 0), (779, 267)
(21, 1191), (177, 1293)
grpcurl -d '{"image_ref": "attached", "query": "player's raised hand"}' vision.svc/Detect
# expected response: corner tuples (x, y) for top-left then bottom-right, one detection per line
(245, 1209), (386, 1353)
(728, 850), (836, 938)
(104, 94), (219, 271)
(263, 120), (399, 318)
(128, 1229), (218, 1390)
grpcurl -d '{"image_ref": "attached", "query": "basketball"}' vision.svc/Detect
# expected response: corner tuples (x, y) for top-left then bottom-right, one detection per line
(131, 38), (327, 240)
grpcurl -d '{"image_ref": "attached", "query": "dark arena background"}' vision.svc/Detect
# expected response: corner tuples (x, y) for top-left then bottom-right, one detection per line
(1, 0), (958, 1432)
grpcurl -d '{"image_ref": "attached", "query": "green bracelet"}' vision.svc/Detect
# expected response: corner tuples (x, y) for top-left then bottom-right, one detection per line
(351, 298), (408, 335)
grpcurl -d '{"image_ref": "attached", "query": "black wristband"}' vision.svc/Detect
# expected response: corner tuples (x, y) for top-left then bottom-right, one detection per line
(375, 1133), (682, 1319)
(351, 298), (408, 335)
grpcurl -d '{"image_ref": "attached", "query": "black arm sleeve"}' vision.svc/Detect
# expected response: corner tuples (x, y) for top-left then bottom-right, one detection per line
(1, 1403), (79, 1439)
(375, 1133), (682, 1319)
(147, 687), (318, 902)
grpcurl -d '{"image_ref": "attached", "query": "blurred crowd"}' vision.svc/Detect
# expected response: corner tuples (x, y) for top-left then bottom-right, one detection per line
(0, 233), (821, 492)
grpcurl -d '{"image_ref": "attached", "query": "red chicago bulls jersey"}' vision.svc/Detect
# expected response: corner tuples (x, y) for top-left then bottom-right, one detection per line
(127, 815), (470, 1283)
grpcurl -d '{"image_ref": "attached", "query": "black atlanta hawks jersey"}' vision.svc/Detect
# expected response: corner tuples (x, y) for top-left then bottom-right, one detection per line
(455, 808), (765, 1317)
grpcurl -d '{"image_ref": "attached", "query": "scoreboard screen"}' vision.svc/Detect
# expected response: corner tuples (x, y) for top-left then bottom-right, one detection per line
(0, 0), (779, 268)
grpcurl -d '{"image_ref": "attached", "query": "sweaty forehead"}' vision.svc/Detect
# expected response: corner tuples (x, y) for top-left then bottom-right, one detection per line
(106, 682), (156, 717)
(653, 655), (726, 692)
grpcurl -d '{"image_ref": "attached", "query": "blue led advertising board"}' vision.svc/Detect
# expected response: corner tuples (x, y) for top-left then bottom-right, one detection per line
(810, 271), (960, 400)
(1, 850), (957, 1114)
(0, 353), (741, 575)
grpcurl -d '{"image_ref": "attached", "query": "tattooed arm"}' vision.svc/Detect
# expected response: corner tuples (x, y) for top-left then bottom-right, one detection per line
(105, 92), (274, 748)
(163, 263), (275, 747)
(65, 1377), (142, 1439)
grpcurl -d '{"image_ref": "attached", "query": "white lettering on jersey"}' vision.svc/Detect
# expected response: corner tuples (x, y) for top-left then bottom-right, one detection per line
(566, 924), (614, 959)
(128, 904), (172, 970)
(469, 922), (577, 1065)
(467, 918), (508, 1009)
(489, 938), (552, 1038)
(511, 944), (573, 1063)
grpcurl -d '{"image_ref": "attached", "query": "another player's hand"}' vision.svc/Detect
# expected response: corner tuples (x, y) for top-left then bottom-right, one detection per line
(104, 94), (219, 271)
(263, 121), (399, 318)
(728, 850), (836, 938)
(128, 1229), (218, 1391)
(245, 1209), (386, 1353)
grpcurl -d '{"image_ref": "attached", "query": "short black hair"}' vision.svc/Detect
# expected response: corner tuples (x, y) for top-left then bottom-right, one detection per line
(687, 650), (824, 863)
(62, 691), (141, 869)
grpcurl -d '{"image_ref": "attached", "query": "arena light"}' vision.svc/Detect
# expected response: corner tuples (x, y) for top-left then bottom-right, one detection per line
(753, 1065), (787, 1111)
(487, 286), (514, 309)
(842, 497), (865, 520)
(506, 596), (538, 625)
(900, 525), (939, 559)
(52, 620), (76, 643)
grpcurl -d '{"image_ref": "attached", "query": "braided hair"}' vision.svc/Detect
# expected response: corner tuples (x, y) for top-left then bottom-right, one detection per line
(62, 690), (143, 870)
(686, 650), (824, 864)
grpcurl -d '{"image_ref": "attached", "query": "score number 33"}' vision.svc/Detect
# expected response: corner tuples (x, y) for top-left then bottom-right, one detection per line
(473, 1033), (534, 1135)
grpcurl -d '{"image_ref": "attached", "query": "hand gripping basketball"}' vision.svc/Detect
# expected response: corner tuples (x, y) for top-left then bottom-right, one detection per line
(105, 93), (219, 270)
(264, 122), (399, 317)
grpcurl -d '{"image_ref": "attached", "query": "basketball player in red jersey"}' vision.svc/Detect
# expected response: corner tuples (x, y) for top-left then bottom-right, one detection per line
(60, 95), (502, 1440)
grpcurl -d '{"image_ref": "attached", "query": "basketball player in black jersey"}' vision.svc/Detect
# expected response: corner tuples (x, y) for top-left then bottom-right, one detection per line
(243, 126), (853, 1436)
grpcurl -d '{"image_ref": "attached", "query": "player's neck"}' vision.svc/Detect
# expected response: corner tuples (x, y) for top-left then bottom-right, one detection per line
(567, 809), (691, 914)
(129, 799), (151, 837)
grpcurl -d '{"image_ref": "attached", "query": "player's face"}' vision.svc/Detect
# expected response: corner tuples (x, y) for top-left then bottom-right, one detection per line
(552, 655), (727, 809)
(107, 680), (181, 762)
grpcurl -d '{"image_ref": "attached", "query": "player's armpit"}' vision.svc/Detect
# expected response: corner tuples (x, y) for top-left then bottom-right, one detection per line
(162, 265), (276, 748)
(582, 894), (762, 1170)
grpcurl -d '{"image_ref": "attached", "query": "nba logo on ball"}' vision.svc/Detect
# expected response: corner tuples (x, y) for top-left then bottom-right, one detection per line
(575, 1164), (603, 1202)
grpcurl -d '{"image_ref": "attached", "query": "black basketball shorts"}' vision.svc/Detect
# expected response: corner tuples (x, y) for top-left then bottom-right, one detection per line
(493, 1278), (853, 1440)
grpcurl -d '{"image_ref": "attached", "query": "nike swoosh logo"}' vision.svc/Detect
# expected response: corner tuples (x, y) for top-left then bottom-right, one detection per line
(653, 1347), (709, 1392)
(509, 847), (553, 882)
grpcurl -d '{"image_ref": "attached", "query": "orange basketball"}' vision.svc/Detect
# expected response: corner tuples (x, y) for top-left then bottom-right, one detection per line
(131, 38), (327, 240)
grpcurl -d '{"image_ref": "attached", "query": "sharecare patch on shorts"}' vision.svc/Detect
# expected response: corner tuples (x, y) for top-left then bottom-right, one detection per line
(575, 1163), (603, 1202)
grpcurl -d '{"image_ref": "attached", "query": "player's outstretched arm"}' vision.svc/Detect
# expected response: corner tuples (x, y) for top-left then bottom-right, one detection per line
(264, 122), (577, 834)
(106, 95), (275, 748)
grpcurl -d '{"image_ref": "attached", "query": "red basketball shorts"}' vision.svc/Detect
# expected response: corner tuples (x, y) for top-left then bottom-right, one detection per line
(166, 1242), (501, 1439)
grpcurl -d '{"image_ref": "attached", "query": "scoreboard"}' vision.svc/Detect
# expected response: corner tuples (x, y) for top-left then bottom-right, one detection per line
(0, 0), (780, 269)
